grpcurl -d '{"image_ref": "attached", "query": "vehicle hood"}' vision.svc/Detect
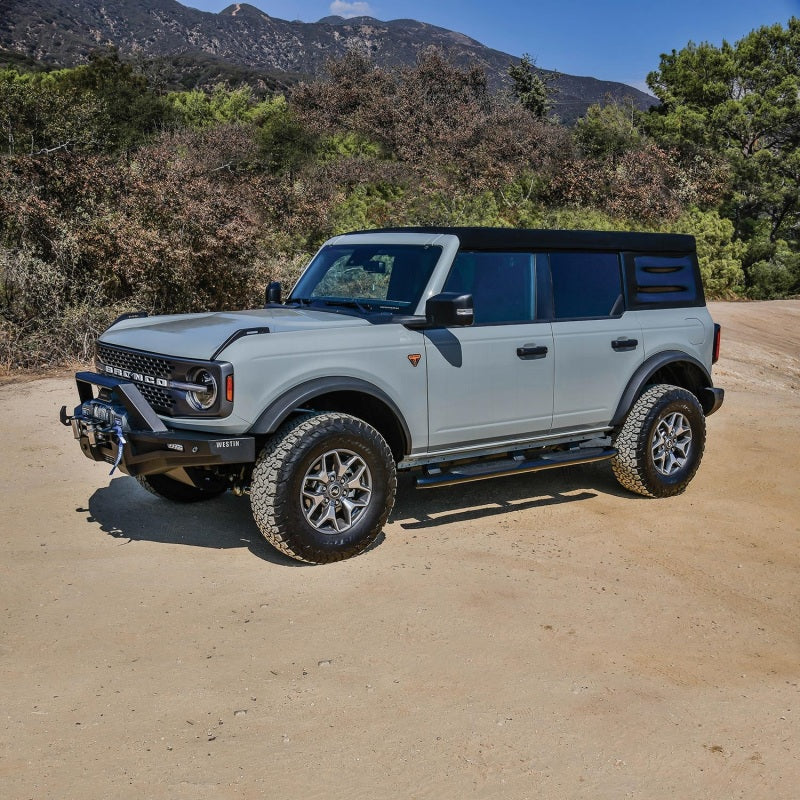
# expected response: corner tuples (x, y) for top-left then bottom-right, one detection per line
(99, 307), (371, 361)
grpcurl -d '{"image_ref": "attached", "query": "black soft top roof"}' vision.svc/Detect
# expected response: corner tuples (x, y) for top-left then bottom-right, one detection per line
(351, 227), (696, 254)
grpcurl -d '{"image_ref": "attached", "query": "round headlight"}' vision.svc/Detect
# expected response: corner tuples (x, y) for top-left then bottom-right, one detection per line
(187, 368), (218, 411)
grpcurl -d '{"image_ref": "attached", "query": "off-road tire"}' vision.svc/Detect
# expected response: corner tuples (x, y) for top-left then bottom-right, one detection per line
(250, 412), (397, 564)
(136, 472), (227, 503)
(612, 384), (706, 498)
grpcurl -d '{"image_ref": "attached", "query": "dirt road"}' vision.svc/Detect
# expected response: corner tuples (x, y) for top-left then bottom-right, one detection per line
(1, 301), (798, 799)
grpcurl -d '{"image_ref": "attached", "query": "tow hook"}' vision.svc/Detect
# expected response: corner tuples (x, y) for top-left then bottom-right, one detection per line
(59, 405), (74, 426)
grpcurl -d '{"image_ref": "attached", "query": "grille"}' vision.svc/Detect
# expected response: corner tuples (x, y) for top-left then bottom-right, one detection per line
(96, 344), (176, 415)
(97, 344), (172, 379)
(137, 384), (175, 414)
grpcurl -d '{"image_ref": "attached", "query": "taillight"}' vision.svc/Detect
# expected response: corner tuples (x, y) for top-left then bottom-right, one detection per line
(226, 374), (234, 403)
(712, 323), (721, 364)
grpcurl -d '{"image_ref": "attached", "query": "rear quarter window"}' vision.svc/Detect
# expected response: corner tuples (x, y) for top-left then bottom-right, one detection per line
(627, 254), (702, 308)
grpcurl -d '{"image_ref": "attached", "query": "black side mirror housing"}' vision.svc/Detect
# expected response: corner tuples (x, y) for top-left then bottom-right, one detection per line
(265, 281), (282, 305)
(425, 292), (474, 327)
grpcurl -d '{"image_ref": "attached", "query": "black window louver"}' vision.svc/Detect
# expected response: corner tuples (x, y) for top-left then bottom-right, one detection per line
(633, 255), (697, 305)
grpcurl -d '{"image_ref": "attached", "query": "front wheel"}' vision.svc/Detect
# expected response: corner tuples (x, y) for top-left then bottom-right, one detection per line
(612, 384), (706, 498)
(250, 412), (397, 564)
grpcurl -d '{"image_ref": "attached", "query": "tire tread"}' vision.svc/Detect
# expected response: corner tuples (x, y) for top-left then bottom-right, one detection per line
(250, 412), (396, 564)
(612, 384), (705, 498)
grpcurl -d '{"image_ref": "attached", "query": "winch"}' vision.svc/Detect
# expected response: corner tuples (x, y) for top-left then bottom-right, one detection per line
(61, 399), (130, 474)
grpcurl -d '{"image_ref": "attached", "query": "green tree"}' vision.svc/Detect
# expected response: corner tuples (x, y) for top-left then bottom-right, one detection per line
(507, 54), (557, 119)
(60, 49), (175, 151)
(254, 96), (317, 175)
(671, 207), (745, 296)
(574, 96), (644, 159)
(168, 85), (271, 128)
(646, 19), (800, 246)
(0, 51), (174, 156)
(0, 69), (109, 155)
(746, 240), (800, 299)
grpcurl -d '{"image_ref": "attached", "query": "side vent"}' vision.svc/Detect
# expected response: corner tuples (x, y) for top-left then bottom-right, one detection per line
(632, 255), (698, 306)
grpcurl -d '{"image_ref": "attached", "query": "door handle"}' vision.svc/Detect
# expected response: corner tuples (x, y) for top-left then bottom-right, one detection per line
(517, 344), (548, 360)
(611, 338), (638, 352)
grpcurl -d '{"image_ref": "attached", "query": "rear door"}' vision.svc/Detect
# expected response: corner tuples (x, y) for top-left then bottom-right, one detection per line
(547, 251), (643, 431)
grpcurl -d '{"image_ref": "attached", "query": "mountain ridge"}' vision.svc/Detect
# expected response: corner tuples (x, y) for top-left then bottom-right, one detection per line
(0, 0), (657, 121)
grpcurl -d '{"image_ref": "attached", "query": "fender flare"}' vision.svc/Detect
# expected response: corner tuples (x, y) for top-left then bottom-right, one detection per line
(248, 376), (412, 452)
(610, 351), (714, 428)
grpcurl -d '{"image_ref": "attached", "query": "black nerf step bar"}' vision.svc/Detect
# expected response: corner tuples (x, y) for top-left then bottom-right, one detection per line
(415, 446), (617, 489)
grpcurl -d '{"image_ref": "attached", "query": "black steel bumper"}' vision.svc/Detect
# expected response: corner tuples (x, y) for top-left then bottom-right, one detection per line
(62, 372), (255, 477)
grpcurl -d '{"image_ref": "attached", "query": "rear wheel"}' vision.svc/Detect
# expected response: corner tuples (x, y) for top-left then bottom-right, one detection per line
(250, 412), (396, 564)
(612, 384), (706, 498)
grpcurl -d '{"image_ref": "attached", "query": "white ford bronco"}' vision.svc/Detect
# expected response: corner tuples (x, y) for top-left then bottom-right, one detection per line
(61, 227), (724, 563)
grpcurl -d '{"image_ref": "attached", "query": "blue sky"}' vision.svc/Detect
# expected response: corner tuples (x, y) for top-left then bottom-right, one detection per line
(181, 1), (799, 91)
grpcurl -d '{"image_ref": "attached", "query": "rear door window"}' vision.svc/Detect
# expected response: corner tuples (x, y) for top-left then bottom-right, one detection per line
(550, 252), (623, 319)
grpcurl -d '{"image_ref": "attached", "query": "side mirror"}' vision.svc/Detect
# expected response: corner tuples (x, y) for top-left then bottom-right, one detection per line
(265, 281), (282, 305)
(425, 292), (474, 327)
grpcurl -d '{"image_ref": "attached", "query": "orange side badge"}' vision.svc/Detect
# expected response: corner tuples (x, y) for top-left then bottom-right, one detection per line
(407, 354), (422, 367)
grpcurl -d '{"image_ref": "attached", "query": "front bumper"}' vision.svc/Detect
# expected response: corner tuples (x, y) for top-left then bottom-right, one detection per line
(63, 372), (255, 477)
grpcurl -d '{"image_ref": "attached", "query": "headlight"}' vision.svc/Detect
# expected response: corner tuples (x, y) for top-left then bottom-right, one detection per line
(186, 368), (218, 411)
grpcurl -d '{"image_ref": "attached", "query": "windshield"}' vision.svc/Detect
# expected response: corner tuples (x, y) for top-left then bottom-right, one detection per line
(290, 244), (442, 311)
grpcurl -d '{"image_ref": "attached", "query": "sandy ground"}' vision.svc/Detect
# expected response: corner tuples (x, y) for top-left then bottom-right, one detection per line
(1, 300), (798, 800)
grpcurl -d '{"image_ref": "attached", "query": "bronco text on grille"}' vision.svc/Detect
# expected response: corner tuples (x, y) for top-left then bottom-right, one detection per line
(96, 345), (175, 414)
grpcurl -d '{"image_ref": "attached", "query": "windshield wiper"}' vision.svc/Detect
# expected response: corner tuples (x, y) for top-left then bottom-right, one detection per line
(321, 299), (372, 313)
(292, 298), (405, 315)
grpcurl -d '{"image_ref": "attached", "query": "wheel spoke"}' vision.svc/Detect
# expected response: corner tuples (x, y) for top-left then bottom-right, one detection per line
(673, 439), (691, 459)
(337, 453), (359, 478)
(651, 411), (693, 476)
(341, 496), (368, 522)
(345, 464), (370, 493)
(306, 498), (327, 527)
(330, 451), (346, 478)
(305, 459), (330, 486)
(300, 448), (373, 535)
(302, 488), (326, 514)
(317, 501), (340, 532)
(674, 422), (691, 438)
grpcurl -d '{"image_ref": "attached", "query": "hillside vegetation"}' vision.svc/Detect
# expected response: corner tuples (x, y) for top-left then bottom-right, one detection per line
(1, 18), (798, 369)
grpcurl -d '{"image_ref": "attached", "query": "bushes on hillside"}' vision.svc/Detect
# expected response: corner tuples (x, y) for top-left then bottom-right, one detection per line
(0, 128), (269, 367)
(1, 27), (799, 370)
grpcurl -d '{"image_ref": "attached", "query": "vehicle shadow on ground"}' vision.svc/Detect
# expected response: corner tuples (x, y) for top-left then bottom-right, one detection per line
(82, 476), (303, 566)
(81, 462), (633, 564)
(391, 461), (636, 530)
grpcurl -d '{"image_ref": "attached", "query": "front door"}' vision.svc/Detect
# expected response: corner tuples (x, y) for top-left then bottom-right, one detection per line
(425, 251), (554, 451)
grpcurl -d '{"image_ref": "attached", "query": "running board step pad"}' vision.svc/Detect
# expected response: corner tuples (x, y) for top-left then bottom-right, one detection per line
(414, 447), (617, 489)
